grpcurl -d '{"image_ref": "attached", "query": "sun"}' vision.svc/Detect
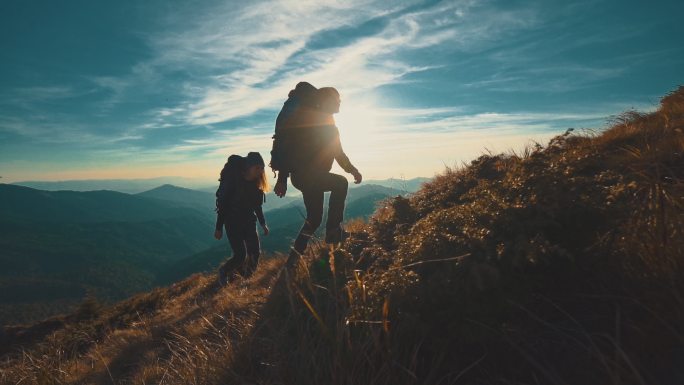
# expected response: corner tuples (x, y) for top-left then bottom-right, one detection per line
(334, 98), (389, 153)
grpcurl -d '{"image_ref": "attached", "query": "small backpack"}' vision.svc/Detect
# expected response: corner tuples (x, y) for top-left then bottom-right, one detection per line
(215, 155), (244, 214)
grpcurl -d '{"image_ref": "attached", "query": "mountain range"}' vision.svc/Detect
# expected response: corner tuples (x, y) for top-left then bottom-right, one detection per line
(9, 177), (212, 194)
(0, 182), (406, 325)
(11, 176), (430, 195)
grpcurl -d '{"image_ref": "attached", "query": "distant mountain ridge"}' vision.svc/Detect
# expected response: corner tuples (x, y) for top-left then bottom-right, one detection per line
(136, 184), (217, 213)
(0, 183), (216, 325)
(0, 181), (408, 325)
(0, 184), (205, 223)
(135, 182), (409, 214)
(10, 177), (213, 194)
(12, 176), (431, 194)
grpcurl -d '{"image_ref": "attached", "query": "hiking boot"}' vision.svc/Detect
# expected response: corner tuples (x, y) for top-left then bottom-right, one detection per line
(325, 226), (349, 245)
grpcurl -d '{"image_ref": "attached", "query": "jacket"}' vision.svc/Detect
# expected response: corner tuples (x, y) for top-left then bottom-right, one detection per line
(215, 179), (266, 231)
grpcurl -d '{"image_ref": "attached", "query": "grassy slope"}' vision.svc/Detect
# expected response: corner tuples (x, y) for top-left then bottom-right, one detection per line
(1, 87), (683, 385)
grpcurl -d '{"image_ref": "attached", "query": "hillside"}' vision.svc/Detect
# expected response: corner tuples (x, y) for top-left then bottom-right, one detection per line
(0, 185), (216, 325)
(1, 87), (683, 384)
(0, 184), (207, 224)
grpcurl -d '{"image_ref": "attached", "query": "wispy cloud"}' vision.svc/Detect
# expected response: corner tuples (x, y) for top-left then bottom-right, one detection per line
(463, 64), (628, 93)
(0, 85), (89, 110)
(0, 113), (142, 145)
(3, 0), (678, 182)
(138, 0), (539, 126)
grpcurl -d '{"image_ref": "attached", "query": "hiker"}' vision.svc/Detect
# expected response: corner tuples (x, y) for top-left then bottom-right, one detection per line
(214, 152), (270, 286)
(270, 85), (362, 267)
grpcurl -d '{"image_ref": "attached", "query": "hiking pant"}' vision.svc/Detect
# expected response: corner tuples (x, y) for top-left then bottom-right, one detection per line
(288, 171), (348, 261)
(220, 220), (260, 278)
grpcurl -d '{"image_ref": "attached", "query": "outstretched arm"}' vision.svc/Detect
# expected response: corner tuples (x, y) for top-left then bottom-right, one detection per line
(214, 211), (224, 239)
(277, 170), (289, 184)
(255, 206), (266, 227)
(274, 172), (288, 197)
(215, 213), (223, 232)
(333, 128), (362, 183)
(255, 206), (270, 235)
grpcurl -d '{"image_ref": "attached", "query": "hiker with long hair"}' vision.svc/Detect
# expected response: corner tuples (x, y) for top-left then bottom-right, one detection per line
(214, 152), (270, 286)
(270, 85), (362, 268)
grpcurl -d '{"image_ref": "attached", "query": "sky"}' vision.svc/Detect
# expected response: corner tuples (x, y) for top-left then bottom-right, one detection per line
(1, 0), (682, 184)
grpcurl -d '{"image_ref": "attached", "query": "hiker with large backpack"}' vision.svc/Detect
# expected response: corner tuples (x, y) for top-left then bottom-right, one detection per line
(214, 152), (270, 286)
(269, 84), (362, 267)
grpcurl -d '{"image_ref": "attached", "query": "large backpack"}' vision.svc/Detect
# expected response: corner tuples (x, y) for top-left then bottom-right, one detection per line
(269, 84), (319, 176)
(215, 155), (244, 214)
(269, 98), (298, 176)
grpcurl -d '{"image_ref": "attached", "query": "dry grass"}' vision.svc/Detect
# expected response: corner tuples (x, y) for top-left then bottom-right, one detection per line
(0, 258), (283, 385)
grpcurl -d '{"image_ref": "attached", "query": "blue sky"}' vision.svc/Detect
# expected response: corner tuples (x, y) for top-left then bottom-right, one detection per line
(1, 0), (682, 183)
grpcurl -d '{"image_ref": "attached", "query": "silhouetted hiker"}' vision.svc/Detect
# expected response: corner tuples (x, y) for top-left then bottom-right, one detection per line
(269, 85), (362, 268)
(214, 152), (270, 286)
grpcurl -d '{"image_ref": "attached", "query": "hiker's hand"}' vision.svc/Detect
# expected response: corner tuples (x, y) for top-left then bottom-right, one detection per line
(352, 170), (363, 184)
(262, 224), (270, 236)
(214, 230), (222, 240)
(274, 180), (287, 197)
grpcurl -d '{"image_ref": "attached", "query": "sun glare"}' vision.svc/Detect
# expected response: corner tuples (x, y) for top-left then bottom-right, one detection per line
(334, 99), (389, 153)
